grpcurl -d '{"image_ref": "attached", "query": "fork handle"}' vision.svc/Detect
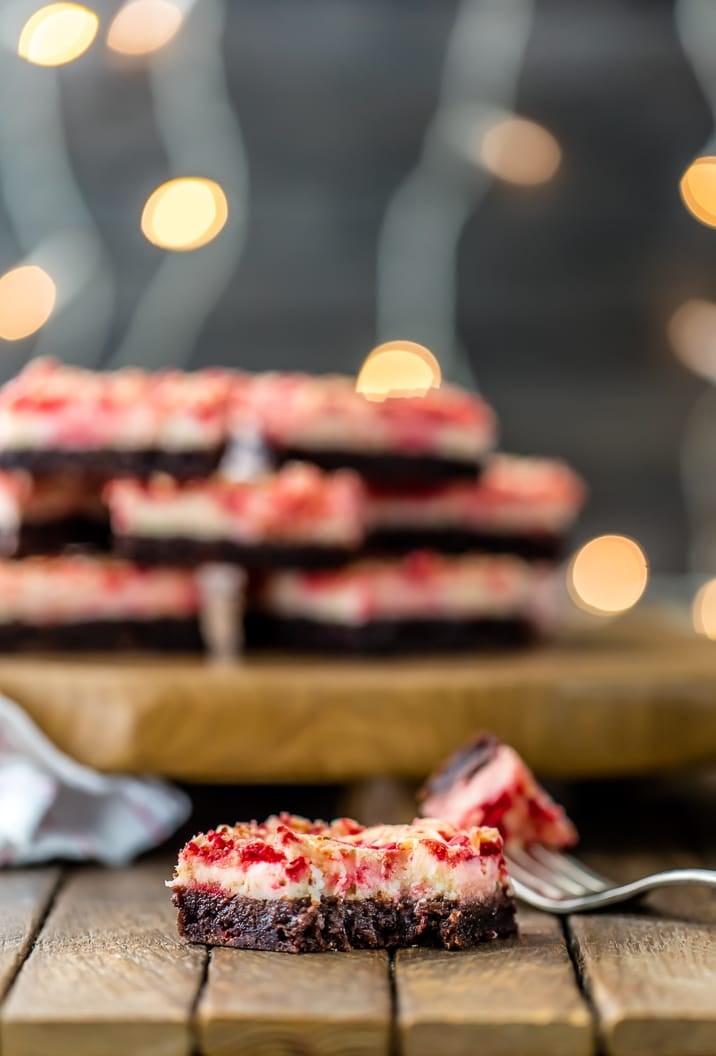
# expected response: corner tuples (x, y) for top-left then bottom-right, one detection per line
(513, 868), (716, 915)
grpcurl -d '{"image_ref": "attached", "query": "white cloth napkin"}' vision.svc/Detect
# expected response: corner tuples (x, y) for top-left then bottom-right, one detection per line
(0, 692), (191, 867)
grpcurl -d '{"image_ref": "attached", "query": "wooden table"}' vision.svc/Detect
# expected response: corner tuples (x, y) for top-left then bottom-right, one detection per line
(0, 776), (712, 1055)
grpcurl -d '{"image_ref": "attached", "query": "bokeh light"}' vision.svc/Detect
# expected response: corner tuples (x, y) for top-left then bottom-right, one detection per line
(693, 579), (716, 639)
(568, 534), (649, 616)
(107, 0), (183, 57)
(141, 178), (229, 251)
(0, 265), (56, 341)
(480, 117), (561, 186)
(680, 157), (716, 228)
(356, 341), (442, 401)
(668, 298), (716, 381)
(18, 3), (98, 67)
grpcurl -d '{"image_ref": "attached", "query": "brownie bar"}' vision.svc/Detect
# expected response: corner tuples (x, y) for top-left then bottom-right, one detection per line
(114, 535), (357, 571)
(418, 733), (579, 849)
(0, 447), (225, 481)
(173, 887), (517, 953)
(367, 527), (564, 562)
(245, 614), (535, 654)
(0, 617), (203, 653)
(267, 445), (482, 486)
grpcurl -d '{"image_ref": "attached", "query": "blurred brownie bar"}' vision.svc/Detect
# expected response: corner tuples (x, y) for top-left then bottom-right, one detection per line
(246, 550), (549, 654)
(230, 372), (497, 485)
(0, 358), (237, 480)
(0, 555), (203, 651)
(169, 813), (516, 952)
(367, 454), (586, 560)
(106, 462), (366, 569)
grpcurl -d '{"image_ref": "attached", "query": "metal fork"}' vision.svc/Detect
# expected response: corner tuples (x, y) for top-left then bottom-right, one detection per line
(505, 845), (716, 914)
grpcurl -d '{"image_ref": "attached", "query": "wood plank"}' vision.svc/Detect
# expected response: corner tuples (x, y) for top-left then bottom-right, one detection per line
(395, 910), (593, 1056)
(0, 869), (61, 1000)
(1, 861), (206, 1056)
(0, 611), (714, 782)
(568, 826), (716, 1056)
(570, 910), (716, 1056)
(198, 948), (391, 1056)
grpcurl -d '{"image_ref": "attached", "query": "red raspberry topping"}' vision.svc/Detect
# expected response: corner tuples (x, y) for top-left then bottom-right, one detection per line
(480, 792), (513, 830)
(478, 836), (503, 856)
(187, 829), (235, 864)
(284, 856), (309, 880)
(239, 841), (285, 866)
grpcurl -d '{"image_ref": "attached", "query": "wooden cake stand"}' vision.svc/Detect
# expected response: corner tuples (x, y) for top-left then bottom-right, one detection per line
(0, 608), (713, 782)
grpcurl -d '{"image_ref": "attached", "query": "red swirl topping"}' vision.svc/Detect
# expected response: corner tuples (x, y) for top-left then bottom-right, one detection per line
(234, 372), (496, 457)
(105, 462), (366, 544)
(180, 814), (504, 871)
(0, 555), (199, 622)
(0, 359), (241, 450)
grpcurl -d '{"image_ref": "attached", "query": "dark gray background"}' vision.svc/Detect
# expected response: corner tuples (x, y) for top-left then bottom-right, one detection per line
(1, 0), (714, 571)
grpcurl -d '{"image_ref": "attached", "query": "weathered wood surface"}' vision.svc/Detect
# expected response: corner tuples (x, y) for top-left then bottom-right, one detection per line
(569, 852), (716, 1056)
(567, 779), (716, 1056)
(198, 948), (391, 1056)
(0, 612), (714, 782)
(0, 862), (206, 1056)
(396, 911), (593, 1056)
(0, 778), (711, 1054)
(570, 909), (716, 1056)
(0, 870), (61, 1002)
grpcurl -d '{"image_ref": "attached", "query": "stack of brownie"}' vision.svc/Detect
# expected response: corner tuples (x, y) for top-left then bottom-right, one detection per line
(0, 358), (584, 654)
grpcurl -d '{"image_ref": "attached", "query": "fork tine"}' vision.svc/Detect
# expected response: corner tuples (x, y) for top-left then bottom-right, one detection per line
(529, 846), (609, 893)
(504, 854), (566, 899)
(509, 847), (587, 896)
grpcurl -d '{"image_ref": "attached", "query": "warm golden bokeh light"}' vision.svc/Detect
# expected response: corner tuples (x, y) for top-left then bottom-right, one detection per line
(141, 178), (228, 251)
(356, 341), (442, 401)
(0, 265), (56, 341)
(568, 534), (648, 616)
(680, 157), (716, 228)
(668, 298), (716, 381)
(480, 117), (561, 186)
(18, 3), (98, 66)
(107, 0), (183, 57)
(693, 579), (716, 639)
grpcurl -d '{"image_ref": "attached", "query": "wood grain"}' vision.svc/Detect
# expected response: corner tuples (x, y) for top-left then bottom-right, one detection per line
(0, 612), (714, 782)
(568, 845), (716, 1056)
(0, 869), (61, 1000)
(0, 861), (205, 1056)
(570, 913), (716, 1056)
(198, 948), (391, 1056)
(395, 910), (593, 1056)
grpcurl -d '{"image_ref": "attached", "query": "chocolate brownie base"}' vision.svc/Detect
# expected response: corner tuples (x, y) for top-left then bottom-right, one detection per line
(114, 534), (357, 570)
(245, 614), (535, 654)
(173, 887), (517, 953)
(0, 517), (111, 558)
(268, 445), (482, 485)
(0, 447), (224, 481)
(367, 528), (564, 562)
(0, 617), (203, 653)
